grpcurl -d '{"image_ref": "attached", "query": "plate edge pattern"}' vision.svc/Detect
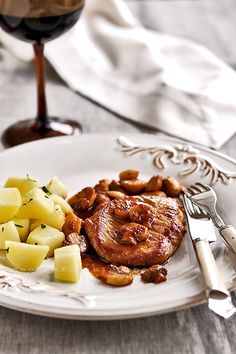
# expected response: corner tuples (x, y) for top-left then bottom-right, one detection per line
(117, 136), (236, 185)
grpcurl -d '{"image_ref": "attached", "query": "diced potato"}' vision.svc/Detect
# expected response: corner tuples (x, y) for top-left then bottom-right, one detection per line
(5, 241), (49, 272)
(27, 225), (65, 257)
(16, 187), (54, 219)
(30, 204), (65, 232)
(54, 245), (82, 283)
(0, 221), (20, 248)
(13, 218), (30, 242)
(46, 177), (68, 199)
(0, 188), (22, 223)
(4, 176), (39, 197)
(51, 194), (73, 214)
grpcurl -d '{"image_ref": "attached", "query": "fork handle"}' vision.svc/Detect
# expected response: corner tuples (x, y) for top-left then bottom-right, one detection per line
(220, 225), (236, 255)
(194, 240), (230, 299)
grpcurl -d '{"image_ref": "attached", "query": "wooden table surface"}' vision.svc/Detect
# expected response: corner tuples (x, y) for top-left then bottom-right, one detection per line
(0, 1), (236, 353)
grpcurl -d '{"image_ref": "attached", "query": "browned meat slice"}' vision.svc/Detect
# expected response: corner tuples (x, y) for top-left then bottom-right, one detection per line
(85, 196), (185, 267)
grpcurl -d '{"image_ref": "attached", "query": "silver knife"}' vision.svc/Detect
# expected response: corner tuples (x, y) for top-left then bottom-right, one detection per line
(181, 194), (236, 318)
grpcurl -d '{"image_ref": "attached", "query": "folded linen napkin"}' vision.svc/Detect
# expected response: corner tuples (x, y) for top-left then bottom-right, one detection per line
(1, 0), (236, 148)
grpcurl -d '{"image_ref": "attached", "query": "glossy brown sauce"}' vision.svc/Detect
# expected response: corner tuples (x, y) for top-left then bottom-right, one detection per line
(82, 249), (143, 282)
(75, 208), (94, 221)
(81, 249), (165, 285)
(82, 251), (109, 283)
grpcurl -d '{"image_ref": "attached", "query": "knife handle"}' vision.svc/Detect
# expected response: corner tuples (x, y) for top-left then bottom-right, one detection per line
(194, 239), (230, 299)
(220, 225), (236, 255)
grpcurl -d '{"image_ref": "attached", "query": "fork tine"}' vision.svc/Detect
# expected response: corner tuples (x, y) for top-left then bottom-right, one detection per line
(187, 186), (196, 197)
(185, 187), (194, 196)
(195, 182), (210, 191)
(188, 198), (201, 214)
(193, 204), (203, 215)
(184, 194), (199, 214)
(183, 194), (192, 214)
(183, 193), (208, 218)
(186, 199), (195, 215)
(189, 185), (202, 194)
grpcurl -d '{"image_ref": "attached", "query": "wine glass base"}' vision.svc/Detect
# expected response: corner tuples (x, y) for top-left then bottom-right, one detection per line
(2, 118), (82, 147)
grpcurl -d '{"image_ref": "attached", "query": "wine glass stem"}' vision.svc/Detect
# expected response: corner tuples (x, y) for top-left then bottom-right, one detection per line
(33, 42), (49, 131)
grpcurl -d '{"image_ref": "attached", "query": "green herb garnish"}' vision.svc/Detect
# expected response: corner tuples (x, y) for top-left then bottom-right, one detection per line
(15, 224), (23, 228)
(42, 186), (51, 195)
(41, 224), (46, 229)
(0, 248), (9, 253)
(23, 198), (33, 206)
(15, 224), (24, 228)
(26, 174), (37, 182)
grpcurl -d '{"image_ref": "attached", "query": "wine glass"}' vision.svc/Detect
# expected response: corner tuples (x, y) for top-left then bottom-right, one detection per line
(0, 0), (84, 147)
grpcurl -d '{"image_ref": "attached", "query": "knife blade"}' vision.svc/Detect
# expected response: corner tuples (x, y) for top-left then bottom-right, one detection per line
(181, 194), (236, 318)
(184, 205), (216, 243)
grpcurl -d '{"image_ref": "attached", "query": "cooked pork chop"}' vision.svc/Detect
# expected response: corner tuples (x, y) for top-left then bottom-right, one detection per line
(85, 196), (185, 267)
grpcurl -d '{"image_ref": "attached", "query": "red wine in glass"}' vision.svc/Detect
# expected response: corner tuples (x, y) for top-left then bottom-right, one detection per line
(0, 0), (85, 146)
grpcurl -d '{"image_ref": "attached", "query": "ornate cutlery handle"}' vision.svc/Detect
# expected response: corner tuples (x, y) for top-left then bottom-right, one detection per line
(220, 225), (236, 254)
(194, 239), (230, 299)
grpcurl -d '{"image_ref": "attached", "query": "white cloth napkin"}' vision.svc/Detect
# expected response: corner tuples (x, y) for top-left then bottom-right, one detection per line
(1, 0), (236, 148)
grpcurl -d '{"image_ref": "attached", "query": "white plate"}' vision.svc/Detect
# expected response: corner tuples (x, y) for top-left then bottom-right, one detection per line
(0, 133), (236, 320)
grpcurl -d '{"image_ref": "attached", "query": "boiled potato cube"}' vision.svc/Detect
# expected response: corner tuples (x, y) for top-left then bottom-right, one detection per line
(0, 221), (20, 248)
(4, 176), (38, 196)
(13, 218), (30, 242)
(51, 194), (73, 214)
(5, 240), (49, 272)
(27, 225), (65, 257)
(30, 204), (65, 232)
(54, 245), (81, 283)
(16, 187), (54, 219)
(0, 188), (22, 223)
(46, 177), (68, 199)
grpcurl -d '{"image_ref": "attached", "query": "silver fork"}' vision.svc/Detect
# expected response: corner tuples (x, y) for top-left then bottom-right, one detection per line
(181, 194), (236, 318)
(188, 182), (236, 255)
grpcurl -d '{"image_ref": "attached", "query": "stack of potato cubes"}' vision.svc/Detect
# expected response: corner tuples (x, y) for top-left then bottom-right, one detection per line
(0, 176), (82, 283)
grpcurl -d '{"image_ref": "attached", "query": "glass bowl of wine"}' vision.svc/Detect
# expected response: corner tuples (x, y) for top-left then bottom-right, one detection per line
(0, 0), (85, 147)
